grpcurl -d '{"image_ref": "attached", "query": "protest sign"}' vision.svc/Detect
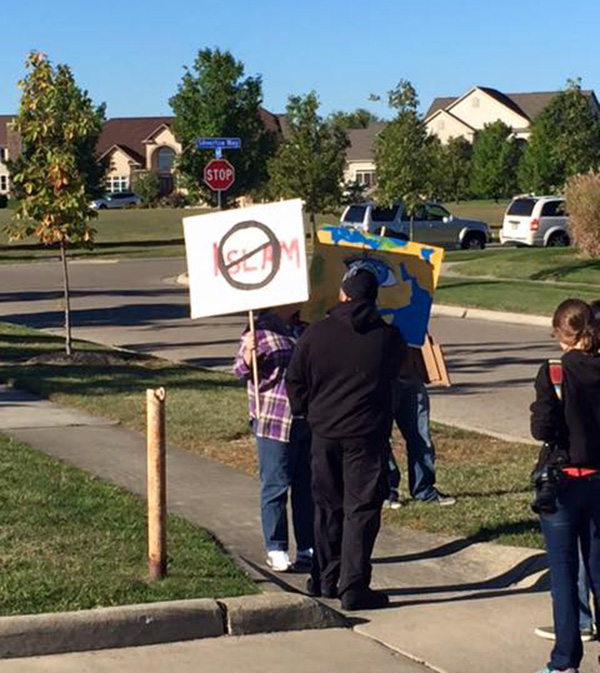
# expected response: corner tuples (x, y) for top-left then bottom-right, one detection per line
(183, 199), (309, 319)
(304, 226), (444, 348)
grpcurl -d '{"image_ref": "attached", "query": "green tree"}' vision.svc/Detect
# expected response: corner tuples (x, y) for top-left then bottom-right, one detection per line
(7, 52), (106, 355)
(133, 171), (161, 207)
(268, 92), (349, 235)
(439, 136), (473, 202)
(374, 80), (430, 236)
(520, 79), (600, 193)
(169, 48), (276, 205)
(470, 121), (522, 200)
(328, 108), (379, 131)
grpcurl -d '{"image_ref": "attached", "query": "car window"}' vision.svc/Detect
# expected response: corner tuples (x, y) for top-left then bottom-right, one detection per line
(541, 200), (566, 217)
(411, 204), (428, 220)
(342, 205), (367, 223)
(507, 198), (537, 216)
(424, 204), (449, 221)
(371, 206), (399, 222)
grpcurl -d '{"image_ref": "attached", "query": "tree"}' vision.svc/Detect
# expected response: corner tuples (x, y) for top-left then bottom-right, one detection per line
(169, 48), (276, 205)
(374, 80), (430, 235)
(565, 171), (600, 256)
(7, 52), (105, 355)
(439, 136), (473, 202)
(520, 79), (600, 193)
(470, 121), (522, 200)
(133, 171), (161, 207)
(328, 108), (379, 131)
(268, 92), (349, 235)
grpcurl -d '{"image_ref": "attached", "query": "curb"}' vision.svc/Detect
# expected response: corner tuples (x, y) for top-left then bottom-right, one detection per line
(0, 594), (345, 660)
(432, 303), (551, 328)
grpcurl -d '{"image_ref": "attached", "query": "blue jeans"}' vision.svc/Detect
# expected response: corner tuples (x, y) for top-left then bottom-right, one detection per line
(539, 476), (600, 671)
(393, 380), (437, 501)
(577, 540), (594, 631)
(254, 420), (314, 553)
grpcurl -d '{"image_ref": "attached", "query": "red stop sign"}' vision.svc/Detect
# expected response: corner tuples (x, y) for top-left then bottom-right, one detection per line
(204, 159), (235, 191)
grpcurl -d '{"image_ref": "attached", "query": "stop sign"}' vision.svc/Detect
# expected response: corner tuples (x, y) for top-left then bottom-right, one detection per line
(204, 159), (235, 191)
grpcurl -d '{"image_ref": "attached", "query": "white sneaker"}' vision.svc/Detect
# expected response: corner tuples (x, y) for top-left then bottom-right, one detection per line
(266, 550), (291, 572)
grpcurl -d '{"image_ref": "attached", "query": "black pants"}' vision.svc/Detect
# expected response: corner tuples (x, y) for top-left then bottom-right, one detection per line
(311, 432), (387, 596)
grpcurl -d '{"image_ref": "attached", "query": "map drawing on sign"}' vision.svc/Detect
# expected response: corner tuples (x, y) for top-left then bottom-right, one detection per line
(195, 137), (242, 150)
(183, 199), (309, 319)
(304, 226), (444, 347)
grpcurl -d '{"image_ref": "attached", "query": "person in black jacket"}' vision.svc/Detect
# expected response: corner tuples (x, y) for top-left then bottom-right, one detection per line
(286, 268), (405, 611)
(530, 299), (600, 673)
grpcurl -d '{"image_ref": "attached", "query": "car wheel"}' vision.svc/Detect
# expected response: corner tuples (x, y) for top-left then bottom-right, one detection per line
(461, 233), (486, 250)
(547, 232), (570, 247)
(98, 204), (108, 210)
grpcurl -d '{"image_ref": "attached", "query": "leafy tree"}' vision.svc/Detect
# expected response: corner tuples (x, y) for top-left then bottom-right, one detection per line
(7, 51), (105, 355)
(268, 92), (349, 235)
(169, 48), (276, 205)
(520, 79), (600, 193)
(133, 171), (161, 207)
(374, 80), (430, 236)
(439, 136), (473, 202)
(470, 121), (522, 200)
(328, 108), (379, 131)
(341, 179), (368, 205)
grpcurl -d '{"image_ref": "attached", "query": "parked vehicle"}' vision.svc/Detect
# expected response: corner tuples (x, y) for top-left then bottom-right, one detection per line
(500, 195), (570, 247)
(90, 192), (141, 210)
(339, 201), (491, 249)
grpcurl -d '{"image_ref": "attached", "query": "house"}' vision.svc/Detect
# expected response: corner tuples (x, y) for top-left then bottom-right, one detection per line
(344, 121), (387, 188)
(0, 115), (18, 196)
(424, 86), (600, 143)
(0, 109), (282, 197)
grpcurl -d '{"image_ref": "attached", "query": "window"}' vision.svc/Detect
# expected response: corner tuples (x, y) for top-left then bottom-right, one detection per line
(472, 97), (480, 108)
(437, 120), (445, 131)
(507, 198), (537, 217)
(342, 205), (367, 224)
(0, 147), (6, 163)
(355, 170), (376, 187)
(106, 175), (129, 193)
(424, 204), (450, 221)
(541, 200), (566, 217)
(0, 175), (7, 192)
(372, 206), (399, 223)
(156, 146), (176, 172)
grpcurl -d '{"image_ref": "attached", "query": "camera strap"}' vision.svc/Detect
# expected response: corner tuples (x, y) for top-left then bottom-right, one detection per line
(548, 359), (563, 402)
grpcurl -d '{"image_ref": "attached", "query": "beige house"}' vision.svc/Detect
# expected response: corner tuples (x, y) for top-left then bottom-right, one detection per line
(425, 86), (600, 143)
(0, 115), (18, 196)
(344, 121), (387, 188)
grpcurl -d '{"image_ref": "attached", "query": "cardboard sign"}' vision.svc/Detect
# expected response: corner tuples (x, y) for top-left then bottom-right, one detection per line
(304, 226), (444, 347)
(183, 199), (309, 319)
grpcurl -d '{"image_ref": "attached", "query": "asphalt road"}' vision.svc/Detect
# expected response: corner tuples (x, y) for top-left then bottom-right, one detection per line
(0, 257), (557, 443)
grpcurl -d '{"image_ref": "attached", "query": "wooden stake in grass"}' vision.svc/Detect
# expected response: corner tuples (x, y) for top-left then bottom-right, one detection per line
(147, 387), (167, 581)
(248, 310), (261, 418)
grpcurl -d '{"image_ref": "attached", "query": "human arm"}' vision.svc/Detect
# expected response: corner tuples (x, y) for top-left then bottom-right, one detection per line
(285, 333), (310, 417)
(530, 362), (566, 443)
(233, 331), (255, 380)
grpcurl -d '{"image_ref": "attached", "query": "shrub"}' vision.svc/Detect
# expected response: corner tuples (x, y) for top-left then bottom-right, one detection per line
(159, 191), (190, 208)
(565, 171), (600, 256)
(132, 171), (161, 207)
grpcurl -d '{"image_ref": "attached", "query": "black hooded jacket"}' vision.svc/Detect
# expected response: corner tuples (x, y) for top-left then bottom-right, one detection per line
(531, 350), (600, 467)
(285, 300), (405, 439)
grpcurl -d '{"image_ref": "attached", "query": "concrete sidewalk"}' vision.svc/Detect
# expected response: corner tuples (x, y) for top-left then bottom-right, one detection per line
(1, 386), (599, 673)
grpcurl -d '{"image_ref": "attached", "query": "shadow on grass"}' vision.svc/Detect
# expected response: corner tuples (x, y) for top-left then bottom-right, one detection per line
(530, 258), (600, 283)
(0, 238), (185, 252)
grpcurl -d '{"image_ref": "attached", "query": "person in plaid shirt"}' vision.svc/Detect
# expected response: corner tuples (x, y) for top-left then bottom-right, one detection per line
(234, 304), (314, 573)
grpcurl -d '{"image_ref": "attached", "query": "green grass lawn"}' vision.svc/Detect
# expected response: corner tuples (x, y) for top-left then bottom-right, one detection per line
(0, 431), (256, 616)
(0, 321), (544, 549)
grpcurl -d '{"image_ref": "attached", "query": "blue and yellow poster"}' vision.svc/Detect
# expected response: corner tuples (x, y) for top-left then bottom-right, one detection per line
(304, 226), (444, 347)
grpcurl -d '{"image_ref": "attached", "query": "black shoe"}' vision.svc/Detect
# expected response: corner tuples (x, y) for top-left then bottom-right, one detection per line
(306, 577), (338, 599)
(341, 588), (389, 611)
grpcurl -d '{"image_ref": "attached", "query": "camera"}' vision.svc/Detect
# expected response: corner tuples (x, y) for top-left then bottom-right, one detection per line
(531, 464), (567, 514)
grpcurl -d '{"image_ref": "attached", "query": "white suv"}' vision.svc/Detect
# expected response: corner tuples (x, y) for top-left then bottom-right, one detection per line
(500, 195), (570, 247)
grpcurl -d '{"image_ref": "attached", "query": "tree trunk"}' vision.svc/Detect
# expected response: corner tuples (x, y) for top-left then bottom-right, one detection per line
(310, 212), (317, 244)
(60, 240), (73, 356)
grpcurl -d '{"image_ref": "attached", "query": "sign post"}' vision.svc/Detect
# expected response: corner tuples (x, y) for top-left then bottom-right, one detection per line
(195, 138), (241, 210)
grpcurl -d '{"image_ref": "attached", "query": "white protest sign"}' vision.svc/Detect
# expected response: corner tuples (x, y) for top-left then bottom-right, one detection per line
(183, 198), (309, 319)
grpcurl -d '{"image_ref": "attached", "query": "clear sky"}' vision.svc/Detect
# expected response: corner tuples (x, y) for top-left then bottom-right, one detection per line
(2, 0), (599, 120)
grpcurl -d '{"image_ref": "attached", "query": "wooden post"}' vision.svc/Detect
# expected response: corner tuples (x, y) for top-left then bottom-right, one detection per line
(248, 310), (261, 418)
(147, 387), (167, 581)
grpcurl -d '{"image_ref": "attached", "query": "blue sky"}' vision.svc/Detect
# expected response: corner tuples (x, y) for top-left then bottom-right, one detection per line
(2, 0), (599, 119)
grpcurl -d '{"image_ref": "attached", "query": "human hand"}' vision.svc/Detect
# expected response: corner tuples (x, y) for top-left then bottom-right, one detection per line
(243, 332), (256, 365)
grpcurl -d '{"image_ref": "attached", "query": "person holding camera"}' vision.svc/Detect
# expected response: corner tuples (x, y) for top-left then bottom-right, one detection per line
(530, 299), (600, 673)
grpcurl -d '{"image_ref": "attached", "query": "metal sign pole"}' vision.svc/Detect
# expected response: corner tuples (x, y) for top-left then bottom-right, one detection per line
(217, 190), (222, 210)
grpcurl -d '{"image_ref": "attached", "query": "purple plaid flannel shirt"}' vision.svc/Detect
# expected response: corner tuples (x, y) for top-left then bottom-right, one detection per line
(233, 313), (301, 442)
